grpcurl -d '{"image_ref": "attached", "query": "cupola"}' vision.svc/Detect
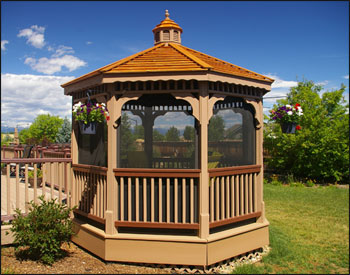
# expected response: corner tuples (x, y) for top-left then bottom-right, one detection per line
(152, 10), (183, 45)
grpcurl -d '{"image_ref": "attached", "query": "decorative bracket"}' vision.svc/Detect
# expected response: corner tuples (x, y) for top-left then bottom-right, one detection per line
(244, 98), (262, 129)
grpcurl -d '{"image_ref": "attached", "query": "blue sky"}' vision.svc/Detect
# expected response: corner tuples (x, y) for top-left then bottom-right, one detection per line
(1, 1), (349, 128)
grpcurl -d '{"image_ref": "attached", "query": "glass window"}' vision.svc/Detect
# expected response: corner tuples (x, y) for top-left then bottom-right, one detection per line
(119, 94), (198, 169)
(208, 97), (255, 168)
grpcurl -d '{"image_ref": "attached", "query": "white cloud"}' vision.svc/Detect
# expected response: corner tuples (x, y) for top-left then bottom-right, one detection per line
(17, 25), (46, 49)
(1, 40), (9, 51)
(344, 75), (349, 79)
(1, 73), (75, 128)
(24, 54), (87, 75)
(316, 80), (329, 86)
(86, 41), (93, 45)
(52, 45), (75, 57)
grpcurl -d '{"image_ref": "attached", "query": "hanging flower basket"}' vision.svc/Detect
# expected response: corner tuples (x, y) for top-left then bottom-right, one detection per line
(72, 91), (110, 135)
(281, 122), (297, 134)
(270, 103), (303, 134)
(79, 121), (97, 135)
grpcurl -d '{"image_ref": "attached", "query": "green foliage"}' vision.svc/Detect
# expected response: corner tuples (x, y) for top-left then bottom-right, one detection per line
(9, 196), (76, 265)
(55, 117), (71, 143)
(1, 133), (14, 146)
(134, 125), (144, 139)
(165, 126), (180, 141)
(183, 125), (195, 141)
(208, 115), (225, 141)
(27, 168), (42, 179)
(120, 113), (136, 156)
(19, 114), (64, 145)
(153, 129), (164, 141)
(264, 79), (349, 184)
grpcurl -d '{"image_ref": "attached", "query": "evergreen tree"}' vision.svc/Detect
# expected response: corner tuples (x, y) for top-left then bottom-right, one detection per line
(55, 117), (72, 143)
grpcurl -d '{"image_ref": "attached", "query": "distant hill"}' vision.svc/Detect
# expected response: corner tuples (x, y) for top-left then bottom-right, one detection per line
(1, 126), (27, 133)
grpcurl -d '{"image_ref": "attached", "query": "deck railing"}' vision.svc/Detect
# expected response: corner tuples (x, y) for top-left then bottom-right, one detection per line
(1, 158), (72, 222)
(72, 164), (107, 224)
(114, 168), (200, 229)
(208, 165), (262, 228)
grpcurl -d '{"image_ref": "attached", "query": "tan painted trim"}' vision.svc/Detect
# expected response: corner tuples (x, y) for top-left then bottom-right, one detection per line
(172, 92), (200, 121)
(115, 93), (143, 123)
(208, 93), (226, 120)
(64, 74), (104, 95)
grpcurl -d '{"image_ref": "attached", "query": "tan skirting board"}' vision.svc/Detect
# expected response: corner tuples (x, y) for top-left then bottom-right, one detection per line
(72, 218), (269, 267)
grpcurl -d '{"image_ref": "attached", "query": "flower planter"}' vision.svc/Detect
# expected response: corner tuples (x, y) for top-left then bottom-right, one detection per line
(281, 122), (297, 134)
(29, 177), (43, 188)
(79, 121), (97, 135)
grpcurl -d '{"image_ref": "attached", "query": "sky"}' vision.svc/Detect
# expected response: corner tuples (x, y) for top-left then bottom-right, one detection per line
(1, 1), (349, 129)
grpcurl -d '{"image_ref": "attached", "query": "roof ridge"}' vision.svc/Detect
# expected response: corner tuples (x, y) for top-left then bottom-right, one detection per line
(179, 45), (274, 82)
(169, 43), (212, 70)
(100, 43), (164, 72)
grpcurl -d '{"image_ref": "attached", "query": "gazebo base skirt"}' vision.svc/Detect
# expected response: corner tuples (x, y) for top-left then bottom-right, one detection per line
(72, 218), (269, 267)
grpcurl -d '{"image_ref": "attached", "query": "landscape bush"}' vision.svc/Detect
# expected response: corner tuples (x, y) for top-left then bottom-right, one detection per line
(9, 196), (76, 265)
(264, 79), (349, 184)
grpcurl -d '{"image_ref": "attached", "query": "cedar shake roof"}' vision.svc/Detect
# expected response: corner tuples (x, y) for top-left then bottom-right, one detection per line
(61, 11), (273, 88)
(62, 43), (273, 87)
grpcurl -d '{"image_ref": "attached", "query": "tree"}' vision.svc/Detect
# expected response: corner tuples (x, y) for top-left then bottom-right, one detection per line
(55, 117), (72, 143)
(153, 129), (164, 141)
(264, 79), (349, 184)
(183, 126), (195, 141)
(19, 114), (63, 145)
(120, 113), (136, 154)
(208, 115), (225, 141)
(165, 126), (180, 141)
(134, 125), (144, 139)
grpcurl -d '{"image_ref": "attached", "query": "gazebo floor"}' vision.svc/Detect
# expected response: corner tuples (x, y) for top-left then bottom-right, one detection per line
(72, 218), (269, 267)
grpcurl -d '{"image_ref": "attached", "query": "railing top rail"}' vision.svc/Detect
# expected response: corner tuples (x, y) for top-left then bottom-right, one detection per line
(114, 168), (201, 178)
(1, 158), (72, 164)
(208, 164), (261, 177)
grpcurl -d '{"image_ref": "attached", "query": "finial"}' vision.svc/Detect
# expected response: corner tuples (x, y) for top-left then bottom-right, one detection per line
(165, 9), (169, 18)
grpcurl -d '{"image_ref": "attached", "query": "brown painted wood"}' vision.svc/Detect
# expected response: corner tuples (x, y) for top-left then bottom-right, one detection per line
(115, 221), (200, 229)
(208, 165), (261, 177)
(113, 168), (201, 178)
(1, 158), (72, 164)
(72, 164), (108, 175)
(209, 211), (261, 229)
(74, 209), (106, 225)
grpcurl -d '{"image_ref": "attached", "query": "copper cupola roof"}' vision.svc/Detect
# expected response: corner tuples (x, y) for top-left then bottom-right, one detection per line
(152, 10), (183, 45)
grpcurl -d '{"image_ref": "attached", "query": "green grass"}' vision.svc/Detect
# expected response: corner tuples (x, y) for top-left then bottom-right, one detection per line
(233, 184), (349, 274)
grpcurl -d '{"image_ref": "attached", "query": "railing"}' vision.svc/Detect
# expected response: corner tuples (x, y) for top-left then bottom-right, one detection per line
(1, 144), (71, 159)
(208, 165), (261, 228)
(1, 158), (72, 221)
(72, 164), (107, 224)
(114, 168), (200, 229)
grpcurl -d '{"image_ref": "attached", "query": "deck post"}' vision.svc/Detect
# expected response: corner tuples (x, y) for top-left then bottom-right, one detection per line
(198, 81), (210, 239)
(106, 84), (118, 235)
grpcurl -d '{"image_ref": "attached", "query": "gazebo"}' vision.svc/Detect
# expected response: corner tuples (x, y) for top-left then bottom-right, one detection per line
(61, 10), (274, 267)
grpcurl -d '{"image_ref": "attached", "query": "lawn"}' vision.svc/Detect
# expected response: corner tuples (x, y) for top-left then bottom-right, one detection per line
(234, 184), (349, 274)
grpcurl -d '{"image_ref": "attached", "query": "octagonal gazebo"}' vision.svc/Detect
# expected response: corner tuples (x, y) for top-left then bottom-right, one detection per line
(61, 10), (274, 267)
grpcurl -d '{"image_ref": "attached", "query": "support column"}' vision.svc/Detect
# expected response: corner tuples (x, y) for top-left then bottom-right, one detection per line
(198, 81), (210, 239)
(106, 85), (118, 235)
(246, 99), (265, 222)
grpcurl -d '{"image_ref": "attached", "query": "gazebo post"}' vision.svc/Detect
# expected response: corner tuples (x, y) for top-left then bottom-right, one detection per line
(246, 99), (265, 221)
(106, 87), (118, 235)
(198, 81), (210, 239)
